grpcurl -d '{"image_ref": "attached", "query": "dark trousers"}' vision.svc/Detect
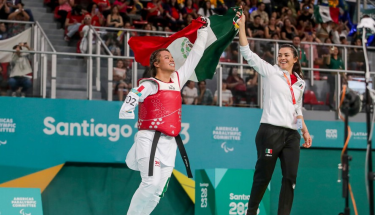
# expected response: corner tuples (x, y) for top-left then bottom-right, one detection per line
(247, 123), (300, 215)
(8, 77), (32, 92)
(327, 73), (336, 109)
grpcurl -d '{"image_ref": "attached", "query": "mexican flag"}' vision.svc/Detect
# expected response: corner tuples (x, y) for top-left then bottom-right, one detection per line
(313, 5), (339, 23)
(128, 7), (241, 82)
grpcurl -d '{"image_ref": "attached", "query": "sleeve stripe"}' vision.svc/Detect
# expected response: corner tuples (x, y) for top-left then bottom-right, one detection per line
(131, 89), (142, 97)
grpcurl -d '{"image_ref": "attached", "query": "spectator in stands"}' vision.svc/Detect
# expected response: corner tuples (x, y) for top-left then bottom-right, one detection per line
(292, 35), (308, 67)
(300, 0), (313, 13)
(128, 0), (143, 21)
(223, 42), (239, 62)
(93, 0), (111, 18)
(0, 65), (7, 95)
(349, 38), (365, 71)
(302, 32), (322, 66)
(280, 7), (297, 27)
(287, 0), (300, 18)
(7, 3), (30, 37)
(339, 36), (349, 45)
(214, 79), (233, 106)
(226, 67), (247, 105)
(76, 14), (91, 53)
(248, 15), (265, 38)
(297, 5), (315, 33)
(197, 80), (213, 105)
(164, 0), (184, 31)
(105, 33), (121, 55)
(64, 5), (84, 42)
(123, 21), (137, 37)
(265, 17), (280, 39)
(324, 46), (346, 109)
(281, 18), (298, 40)
(113, 0), (130, 23)
(210, 0), (228, 15)
(330, 20), (349, 44)
(146, 0), (165, 29)
(87, 3), (105, 27)
(7, 1), (34, 21)
(316, 22), (331, 43)
(182, 80), (198, 105)
(141, 23), (154, 36)
(123, 59), (133, 89)
(262, 33), (279, 64)
(8, 43), (32, 97)
(57, 0), (74, 29)
(0, 0), (10, 20)
(7, 3), (30, 21)
(246, 68), (258, 106)
(0, 23), (8, 40)
(106, 5), (124, 29)
(183, 0), (198, 18)
(249, 2), (269, 26)
(113, 59), (128, 101)
(197, 0), (215, 17)
(185, 13), (195, 26)
(319, 37), (333, 56)
(79, 14), (91, 35)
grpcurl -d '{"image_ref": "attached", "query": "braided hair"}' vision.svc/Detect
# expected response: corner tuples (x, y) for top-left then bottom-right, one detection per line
(279, 44), (303, 79)
(149, 48), (170, 77)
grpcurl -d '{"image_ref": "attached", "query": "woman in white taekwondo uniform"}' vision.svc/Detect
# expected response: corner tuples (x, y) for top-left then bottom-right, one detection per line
(237, 13), (312, 215)
(118, 19), (209, 215)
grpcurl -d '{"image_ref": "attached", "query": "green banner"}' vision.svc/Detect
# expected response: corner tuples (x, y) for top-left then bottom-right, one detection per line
(0, 188), (43, 215)
(195, 169), (270, 215)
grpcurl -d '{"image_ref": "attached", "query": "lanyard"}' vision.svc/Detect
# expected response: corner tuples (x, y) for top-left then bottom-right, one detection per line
(283, 73), (296, 105)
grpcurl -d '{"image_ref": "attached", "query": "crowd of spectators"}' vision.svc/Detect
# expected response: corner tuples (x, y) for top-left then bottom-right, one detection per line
(48, 0), (360, 106)
(0, 0), (35, 97)
(0, 0), (370, 107)
(0, 0), (35, 40)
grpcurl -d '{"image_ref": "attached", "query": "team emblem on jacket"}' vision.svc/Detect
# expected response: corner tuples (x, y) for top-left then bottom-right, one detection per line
(299, 84), (303, 89)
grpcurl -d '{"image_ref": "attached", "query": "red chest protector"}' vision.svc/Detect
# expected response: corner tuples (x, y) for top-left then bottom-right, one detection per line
(138, 72), (182, 137)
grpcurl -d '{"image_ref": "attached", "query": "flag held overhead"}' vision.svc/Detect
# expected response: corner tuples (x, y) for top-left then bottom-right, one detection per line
(128, 7), (242, 82)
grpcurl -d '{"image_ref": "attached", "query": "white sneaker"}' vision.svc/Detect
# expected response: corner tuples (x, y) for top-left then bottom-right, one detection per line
(11, 92), (16, 97)
(21, 93), (25, 98)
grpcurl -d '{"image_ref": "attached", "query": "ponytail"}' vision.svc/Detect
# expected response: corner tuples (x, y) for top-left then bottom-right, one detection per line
(149, 48), (170, 78)
(280, 44), (304, 79)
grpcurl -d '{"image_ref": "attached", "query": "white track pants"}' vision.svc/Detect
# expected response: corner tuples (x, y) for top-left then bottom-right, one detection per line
(127, 158), (173, 215)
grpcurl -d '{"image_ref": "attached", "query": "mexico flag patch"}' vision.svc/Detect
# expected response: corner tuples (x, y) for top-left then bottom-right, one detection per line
(265, 148), (273, 156)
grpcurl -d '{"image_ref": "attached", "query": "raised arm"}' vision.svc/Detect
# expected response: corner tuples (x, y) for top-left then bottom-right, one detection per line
(177, 18), (209, 87)
(119, 81), (157, 119)
(238, 13), (275, 77)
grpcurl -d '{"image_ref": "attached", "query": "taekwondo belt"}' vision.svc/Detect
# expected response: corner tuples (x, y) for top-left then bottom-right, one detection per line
(148, 131), (193, 178)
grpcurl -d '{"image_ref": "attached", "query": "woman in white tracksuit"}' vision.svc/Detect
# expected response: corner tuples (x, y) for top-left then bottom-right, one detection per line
(119, 19), (209, 215)
(237, 13), (312, 215)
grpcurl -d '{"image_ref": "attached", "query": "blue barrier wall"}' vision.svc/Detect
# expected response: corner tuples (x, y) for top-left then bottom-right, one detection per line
(0, 97), (370, 183)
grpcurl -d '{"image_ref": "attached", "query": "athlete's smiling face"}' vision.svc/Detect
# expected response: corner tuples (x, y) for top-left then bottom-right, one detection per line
(154, 50), (175, 73)
(278, 47), (297, 72)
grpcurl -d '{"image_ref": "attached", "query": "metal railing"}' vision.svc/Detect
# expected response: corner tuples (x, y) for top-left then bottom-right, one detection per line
(34, 21), (56, 98)
(91, 26), (375, 109)
(0, 20), (57, 98)
(1, 23), (375, 112)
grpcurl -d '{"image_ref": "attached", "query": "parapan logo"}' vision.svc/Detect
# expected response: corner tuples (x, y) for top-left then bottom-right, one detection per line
(43, 117), (132, 142)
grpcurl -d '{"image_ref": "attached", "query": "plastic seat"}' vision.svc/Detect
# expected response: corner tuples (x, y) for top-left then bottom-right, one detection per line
(305, 90), (324, 105)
